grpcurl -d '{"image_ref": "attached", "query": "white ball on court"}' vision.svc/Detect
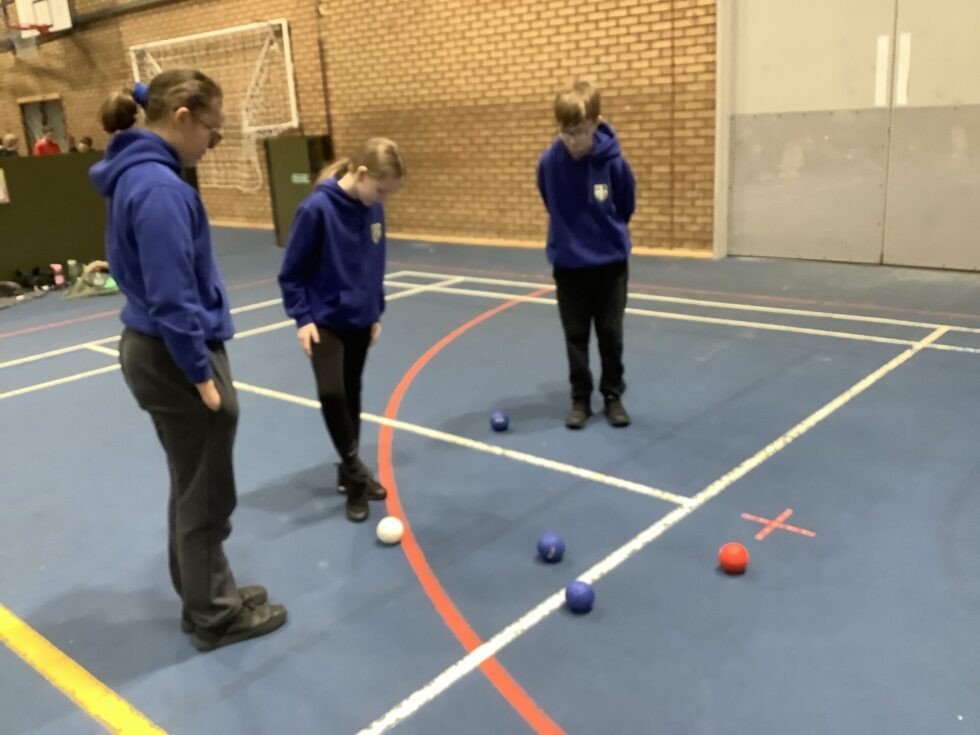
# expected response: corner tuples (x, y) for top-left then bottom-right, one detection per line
(376, 516), (404, 545)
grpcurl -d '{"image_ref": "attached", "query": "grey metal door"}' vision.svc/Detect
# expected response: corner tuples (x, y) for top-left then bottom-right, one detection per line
(881, 0), (980, 270)
(728, 0), (897, 263)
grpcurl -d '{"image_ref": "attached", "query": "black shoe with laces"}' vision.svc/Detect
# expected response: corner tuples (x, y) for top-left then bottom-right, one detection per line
(603, 396), (631, 427)
(190, 602), (287, 652)
(181, 585), (268, 634)
(339, 462), (370, 522)
(336, 461), (388, 501)
(565, 399), (592, 429)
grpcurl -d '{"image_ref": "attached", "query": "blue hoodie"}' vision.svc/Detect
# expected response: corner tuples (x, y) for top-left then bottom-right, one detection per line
(89, 129), (233, 385)
(278, 178), (386, 330)
(536, 122), (636, 269)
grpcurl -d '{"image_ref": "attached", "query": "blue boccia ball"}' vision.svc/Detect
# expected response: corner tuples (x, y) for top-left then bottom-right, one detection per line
(490, 411), (509, 432)
(565, 581), (595, 614)
(537, 532), (565, 563)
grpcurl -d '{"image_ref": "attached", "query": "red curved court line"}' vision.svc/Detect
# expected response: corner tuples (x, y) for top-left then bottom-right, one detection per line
(378, 286), (564, 734)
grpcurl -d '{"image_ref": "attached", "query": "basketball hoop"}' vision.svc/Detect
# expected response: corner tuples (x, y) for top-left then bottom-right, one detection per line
(10, 23), (52, 33)
(7, 23), (51, 58)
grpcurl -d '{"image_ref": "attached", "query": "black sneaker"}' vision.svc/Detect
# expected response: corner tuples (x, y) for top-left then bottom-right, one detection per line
(190, 602), (287, 652)
(603, 396), (631, 427)
(339, 462), (370, 523)
(364, 475), (388, 501)
(336, 462), (388, 501)
(181, 585), (268, 633)
(565, 400), (592, 429)
(346, 492), (369, 522)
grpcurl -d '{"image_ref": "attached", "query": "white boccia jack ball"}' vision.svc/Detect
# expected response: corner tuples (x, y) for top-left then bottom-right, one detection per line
(376, 516), (404, 545)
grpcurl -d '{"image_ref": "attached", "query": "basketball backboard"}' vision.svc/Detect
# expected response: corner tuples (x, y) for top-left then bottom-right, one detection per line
(13, 0), (71, 37)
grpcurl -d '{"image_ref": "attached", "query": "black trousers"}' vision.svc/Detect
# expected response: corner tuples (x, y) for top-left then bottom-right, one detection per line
(119, 328), (242, 629)
(309, 325), (372, 464)
(553, 260), (628, 401)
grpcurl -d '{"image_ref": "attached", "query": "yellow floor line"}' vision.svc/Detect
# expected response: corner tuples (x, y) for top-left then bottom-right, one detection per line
(0, 604), (166, 734)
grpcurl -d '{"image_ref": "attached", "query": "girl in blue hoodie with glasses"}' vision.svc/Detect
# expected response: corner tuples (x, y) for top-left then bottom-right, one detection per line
(90, 70), (286, 652)
(278, 138), (406, 524)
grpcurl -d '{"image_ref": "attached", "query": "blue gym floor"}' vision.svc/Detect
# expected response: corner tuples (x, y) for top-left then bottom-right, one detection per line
(2, 228), (980, 734)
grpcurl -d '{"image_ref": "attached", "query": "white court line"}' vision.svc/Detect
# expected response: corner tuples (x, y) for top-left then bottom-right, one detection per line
(232, 381), (689, 506)
(384, 280), (554, 306)
(0, 336), (121, 370)
(85, 321), (687, 506)
(625, 307), (916, 348)
(5, 271), (979, 370)
(384, 280), (980, 352)
(356, 326), (950, 734)
(228, 297), (283, 314)
(5, 274), (979, 394)
(0, 295), (295, 370)
(392, 269), (980, 335)
(232, 278), (464, 341)
(386, 278), (465, 300)
(0, 279), (461, 371)
(0, 365), (121, 402)
(0, 278), (469, 399)
(83, 344), (122, 358)
(234, 320), (295, 340)
(627, 292), (973, 331)
(71, 344), (688, 505)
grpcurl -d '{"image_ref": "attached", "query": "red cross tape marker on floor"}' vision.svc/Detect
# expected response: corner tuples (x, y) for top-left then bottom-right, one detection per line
(741, 508), (816, 541)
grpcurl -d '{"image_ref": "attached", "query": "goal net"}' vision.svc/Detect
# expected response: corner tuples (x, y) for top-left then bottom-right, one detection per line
(129, 20), (299, 191)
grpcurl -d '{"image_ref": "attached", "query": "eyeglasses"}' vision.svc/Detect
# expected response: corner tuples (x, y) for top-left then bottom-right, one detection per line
(198, 119), (223, 149)
(174, 105), (224, 148)
(559, 125), (594, 141)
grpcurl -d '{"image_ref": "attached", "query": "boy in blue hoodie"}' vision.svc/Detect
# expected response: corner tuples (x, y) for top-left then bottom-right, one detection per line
(537, 81), (636, 429)
(279, 138), (405, 523)
(90, 71), (286, 651)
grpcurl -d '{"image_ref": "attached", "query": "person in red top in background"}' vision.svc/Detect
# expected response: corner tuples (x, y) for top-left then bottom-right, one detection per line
(33, 127), (62, 156)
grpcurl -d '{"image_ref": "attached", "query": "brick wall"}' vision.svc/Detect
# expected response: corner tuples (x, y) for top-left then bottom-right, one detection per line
(1, 0), (715, 249)
(319, 0), (716, 250)
(1, 0), (327, 226)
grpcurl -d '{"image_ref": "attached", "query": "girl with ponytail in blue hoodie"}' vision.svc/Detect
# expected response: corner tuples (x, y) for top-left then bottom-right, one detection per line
(278, 139), (406, 524)
(90, 71), (286, 652)
(537, 81), (636, 430)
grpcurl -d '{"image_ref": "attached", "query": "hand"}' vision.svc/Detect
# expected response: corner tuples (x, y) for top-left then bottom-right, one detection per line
(370, 321), (382, 346)
(298, 323), (320, 356)
(196, 379), (222, 411)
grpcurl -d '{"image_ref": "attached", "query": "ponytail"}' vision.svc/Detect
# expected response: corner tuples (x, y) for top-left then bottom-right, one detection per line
(315, 139), (405, 185)
(99, 72), (222, 136)
(317, 157), (351, 183)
